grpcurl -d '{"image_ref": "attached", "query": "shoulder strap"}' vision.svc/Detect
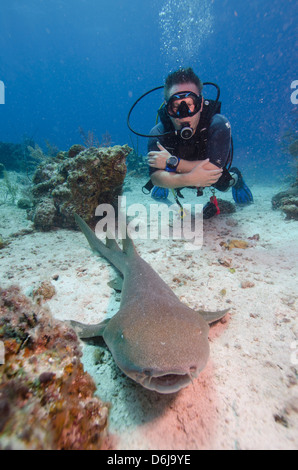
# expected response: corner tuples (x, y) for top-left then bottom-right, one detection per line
(198, 99), (222, 131)
(192, 99), (221, 159)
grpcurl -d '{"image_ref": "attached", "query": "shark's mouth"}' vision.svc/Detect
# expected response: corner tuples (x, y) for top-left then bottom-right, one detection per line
(136, 369), (198, 394)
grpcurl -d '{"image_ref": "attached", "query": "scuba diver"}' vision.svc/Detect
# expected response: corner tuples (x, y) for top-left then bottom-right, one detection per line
(140, 67), (253, 218)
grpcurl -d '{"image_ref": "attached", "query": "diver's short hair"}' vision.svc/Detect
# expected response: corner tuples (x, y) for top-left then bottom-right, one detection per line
(164, 67), (203, 99)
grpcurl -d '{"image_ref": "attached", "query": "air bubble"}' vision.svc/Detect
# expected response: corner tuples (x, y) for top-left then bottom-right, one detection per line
(159, 0), (214, 69)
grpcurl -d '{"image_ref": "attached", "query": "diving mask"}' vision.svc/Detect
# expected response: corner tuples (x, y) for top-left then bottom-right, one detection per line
(165, 91), (202, 119)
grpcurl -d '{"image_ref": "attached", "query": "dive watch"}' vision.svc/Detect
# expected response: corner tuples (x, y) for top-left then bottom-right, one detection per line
(165, 156), (180, 172)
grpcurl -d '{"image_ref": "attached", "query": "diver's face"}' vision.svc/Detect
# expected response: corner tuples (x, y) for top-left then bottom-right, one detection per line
(166, 82), (203, 131)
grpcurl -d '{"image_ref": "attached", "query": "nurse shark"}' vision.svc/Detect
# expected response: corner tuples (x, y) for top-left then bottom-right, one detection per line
(70, 214), (228, 394)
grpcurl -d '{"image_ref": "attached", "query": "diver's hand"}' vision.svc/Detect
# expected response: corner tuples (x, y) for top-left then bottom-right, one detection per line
(147, 142), (171, 169)
(188, 159), (223, 187)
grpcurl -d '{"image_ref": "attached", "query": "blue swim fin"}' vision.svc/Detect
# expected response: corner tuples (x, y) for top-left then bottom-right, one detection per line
(151, 186), (169, 200)
(230, 167), (253, 204)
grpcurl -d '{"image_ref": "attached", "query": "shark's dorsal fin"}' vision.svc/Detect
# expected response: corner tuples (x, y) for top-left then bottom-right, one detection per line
(108, 275), (123, 292)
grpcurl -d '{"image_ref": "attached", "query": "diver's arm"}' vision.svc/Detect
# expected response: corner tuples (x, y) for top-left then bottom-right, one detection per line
(151, 169), (192, 189)
(151, 160), (223, 188)
(148, 155), (219, 174)
(148, 142), (222, 175)
(147, 151), (199, 173)
(175, 159), (197, 173)
(176, 159), (221, 173)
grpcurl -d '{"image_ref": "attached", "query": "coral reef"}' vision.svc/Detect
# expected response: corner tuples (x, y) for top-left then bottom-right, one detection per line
(272, 132), (298, 220)
(0, 139), (60, 175)
(0, 140), (36, 172)
(272, 131), (298, 220)
(272, 190), (298, 220)
(126, 138), (148, 176)
(27, 143), (48, 165)
(0, 169), (18, 205)
(0, 165), (34, 207)
(289, 139), (298, 159)
(28, 144), (130, 230)
(78, 128), (114, 149)
(0, 285), (109, 450)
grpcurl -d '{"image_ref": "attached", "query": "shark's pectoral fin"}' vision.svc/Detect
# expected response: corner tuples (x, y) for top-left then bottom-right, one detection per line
(69, 318), (110, 338)
(107, 275), (123, 292)
(197, 308), (230, 324)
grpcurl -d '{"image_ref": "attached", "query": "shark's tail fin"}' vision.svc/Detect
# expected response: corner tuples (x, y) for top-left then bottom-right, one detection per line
(74, 214), (135, 274)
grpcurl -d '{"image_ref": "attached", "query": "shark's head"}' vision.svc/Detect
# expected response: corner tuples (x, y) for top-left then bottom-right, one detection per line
(104, 310), (210, 394)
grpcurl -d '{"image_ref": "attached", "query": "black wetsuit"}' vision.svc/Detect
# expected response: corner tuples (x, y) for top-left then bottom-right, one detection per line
(148, 104), (233, 191)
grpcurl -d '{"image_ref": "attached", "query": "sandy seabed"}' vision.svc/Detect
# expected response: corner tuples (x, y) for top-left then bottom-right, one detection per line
(0, 174), (297, 450)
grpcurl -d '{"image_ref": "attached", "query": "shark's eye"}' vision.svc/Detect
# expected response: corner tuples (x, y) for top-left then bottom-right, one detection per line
(143, 369), (152, 376)
(120, 329), (128, 340)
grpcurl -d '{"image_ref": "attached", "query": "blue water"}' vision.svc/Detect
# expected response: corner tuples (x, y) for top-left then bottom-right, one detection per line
(0, 0), (297, 183)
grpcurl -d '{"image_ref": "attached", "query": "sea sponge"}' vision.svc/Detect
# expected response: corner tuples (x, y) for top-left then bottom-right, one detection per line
(0, 285), (109, 450)
(68, 144), (85, 159)
(33, 280), (56, 302)
(220, 239), (250, 250)
(32, 197), (56, 230)
(17, 198), (32, 210)
(282, 199), (298, 220)
(217, 198), (236, 214)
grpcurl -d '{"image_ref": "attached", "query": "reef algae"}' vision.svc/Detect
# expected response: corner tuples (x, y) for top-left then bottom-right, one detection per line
(0, 285), (109, 450)
(28, 144), (130, 230)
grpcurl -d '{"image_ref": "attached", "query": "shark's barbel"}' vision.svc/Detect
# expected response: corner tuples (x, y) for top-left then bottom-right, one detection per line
(71, 214), (228, 394)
